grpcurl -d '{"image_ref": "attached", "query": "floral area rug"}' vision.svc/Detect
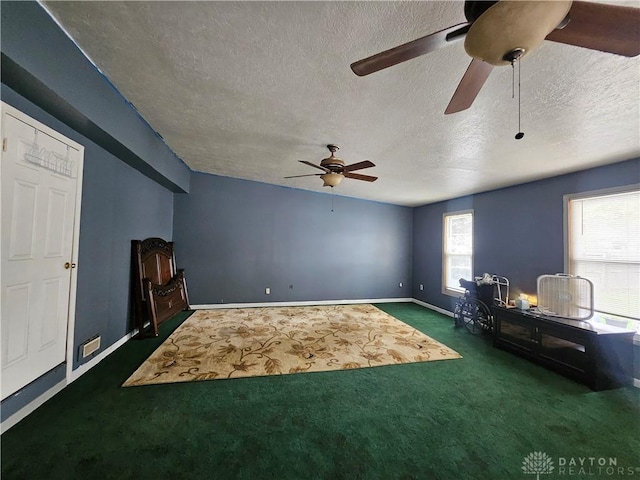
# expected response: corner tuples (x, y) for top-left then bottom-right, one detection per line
(122, 304), (461, 386)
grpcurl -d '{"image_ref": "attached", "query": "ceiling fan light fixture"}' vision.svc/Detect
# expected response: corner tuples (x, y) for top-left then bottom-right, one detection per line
(464, 0), (573, 66)
(320, 173), (344, 187)
(288, 144), (375, 186)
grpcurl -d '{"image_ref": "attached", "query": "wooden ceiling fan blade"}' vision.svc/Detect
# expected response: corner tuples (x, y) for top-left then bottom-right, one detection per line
(299, 160), (329, 172)
(284, 173), (322, 179)
(350, 23), (471, 76)
(343, 160), (375, 172)
(545, 1), (640, 57)
(444, 59), (493, 115)
(344, 172), (378, 182)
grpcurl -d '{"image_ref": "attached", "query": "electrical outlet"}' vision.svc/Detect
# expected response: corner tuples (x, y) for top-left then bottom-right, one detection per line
(265, 287), (270, 295)
(420, 284), (424, 291)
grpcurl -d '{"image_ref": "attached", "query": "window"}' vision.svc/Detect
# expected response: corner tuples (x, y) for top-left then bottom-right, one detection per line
(443, 210), (473, 295)
(566, 187), (640, 322)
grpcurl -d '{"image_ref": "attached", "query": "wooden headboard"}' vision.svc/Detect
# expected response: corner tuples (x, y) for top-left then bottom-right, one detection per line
(136, 238), (176, 287)
(132, 238), (189, 338)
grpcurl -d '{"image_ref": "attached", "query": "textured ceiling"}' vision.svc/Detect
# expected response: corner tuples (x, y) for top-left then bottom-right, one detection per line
(43, 1), (640, 206)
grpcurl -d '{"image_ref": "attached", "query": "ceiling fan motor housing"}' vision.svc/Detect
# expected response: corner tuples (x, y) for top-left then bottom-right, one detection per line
(464, 1), (573, 66)
(320, 157), (345, 170)
(464, 1), (499, 23)
(320, 144), (345, 171)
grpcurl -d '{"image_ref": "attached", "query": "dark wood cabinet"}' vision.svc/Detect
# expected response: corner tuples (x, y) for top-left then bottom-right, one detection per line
(493, 306), (634, 391)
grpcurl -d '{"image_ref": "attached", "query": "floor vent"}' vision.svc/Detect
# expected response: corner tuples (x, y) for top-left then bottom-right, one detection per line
(81, 336), (101, 358)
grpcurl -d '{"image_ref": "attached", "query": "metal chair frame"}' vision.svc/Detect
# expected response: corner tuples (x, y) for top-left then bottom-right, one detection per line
(454, 274), (510, 334)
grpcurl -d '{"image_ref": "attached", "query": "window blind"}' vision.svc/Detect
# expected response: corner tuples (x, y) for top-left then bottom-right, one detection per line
(569, 190), (640, 320)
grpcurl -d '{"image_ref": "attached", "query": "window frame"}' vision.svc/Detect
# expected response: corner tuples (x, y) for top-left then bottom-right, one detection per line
(563, 183), (640, 321)
(442, 209), (474, 297)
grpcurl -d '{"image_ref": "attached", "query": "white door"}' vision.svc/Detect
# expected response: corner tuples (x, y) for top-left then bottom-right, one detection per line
(1, 103), (84, 400)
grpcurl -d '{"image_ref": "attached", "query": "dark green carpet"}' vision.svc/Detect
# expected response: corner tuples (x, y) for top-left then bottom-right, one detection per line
(1, 303), (638, 480)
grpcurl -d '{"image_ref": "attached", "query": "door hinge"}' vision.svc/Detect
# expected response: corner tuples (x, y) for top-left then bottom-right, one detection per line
(2, 138), (7, 152)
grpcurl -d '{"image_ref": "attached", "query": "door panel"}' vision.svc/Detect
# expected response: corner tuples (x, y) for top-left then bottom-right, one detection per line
(2, 283), (31, 366)
(40, 277), (63, 348)
(9, 179), (37, 260)
(1, 105), (83, 400)
(44, 189), (68, 257)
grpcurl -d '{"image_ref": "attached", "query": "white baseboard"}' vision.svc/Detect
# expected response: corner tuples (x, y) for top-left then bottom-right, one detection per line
(0, 379), (66, 434)
(68, 327), (139, 383)
(412, 298), (454, 317)
(1, 326), (141, 434)
(191, 298), (414, 310)
(2, 298), (636, 433)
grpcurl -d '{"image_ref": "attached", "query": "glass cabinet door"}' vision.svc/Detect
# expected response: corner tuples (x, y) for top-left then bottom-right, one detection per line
(537, 327), (590, 373)
(496, 314), (535, 352)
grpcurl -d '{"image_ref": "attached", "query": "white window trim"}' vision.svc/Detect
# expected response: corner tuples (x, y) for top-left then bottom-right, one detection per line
(563, 183), (640, 325)
(563, 183), (640, 273)
(442, 209), (474, 297)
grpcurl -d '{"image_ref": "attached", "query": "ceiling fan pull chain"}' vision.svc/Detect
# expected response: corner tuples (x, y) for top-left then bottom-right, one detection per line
(515, 58), (524, 140)
(331, 188), (335, 212)
(511, 61), (515, 99)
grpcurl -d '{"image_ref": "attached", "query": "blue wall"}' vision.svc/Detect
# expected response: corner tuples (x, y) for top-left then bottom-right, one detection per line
(1, 1), (190, 193)
(173, 173), (413, 304)
(412, 158), (640, 313)
(0, 0), (185, 421)
(0, 86), (175, 421)
(2, 0), (638, 424)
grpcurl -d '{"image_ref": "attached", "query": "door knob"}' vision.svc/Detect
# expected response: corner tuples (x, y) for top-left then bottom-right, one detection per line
(64, 262), (76, 269)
